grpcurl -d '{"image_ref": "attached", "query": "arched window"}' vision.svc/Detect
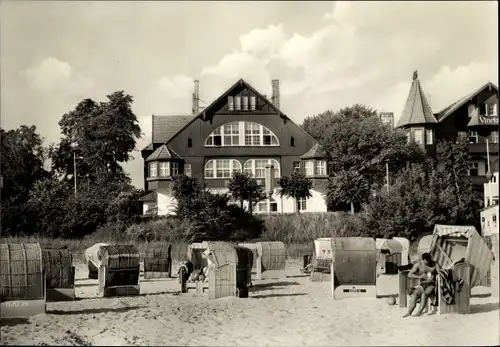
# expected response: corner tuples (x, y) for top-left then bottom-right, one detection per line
(205, 121), (279, 147)
(204, 159), (242, 179)
(243, 159), (280, 178)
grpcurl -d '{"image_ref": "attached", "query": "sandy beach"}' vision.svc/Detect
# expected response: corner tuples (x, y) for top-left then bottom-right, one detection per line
(1, 260), (498, 346)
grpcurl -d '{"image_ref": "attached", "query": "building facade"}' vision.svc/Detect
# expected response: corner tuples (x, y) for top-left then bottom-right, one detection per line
(396, 71), (499, 191)
(480, 158), (499, 236)
(140, 79), (329, 215)
(141, 73), (499, 215)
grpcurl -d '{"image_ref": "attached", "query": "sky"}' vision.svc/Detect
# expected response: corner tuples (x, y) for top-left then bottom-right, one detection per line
(1, 1), (498, 189)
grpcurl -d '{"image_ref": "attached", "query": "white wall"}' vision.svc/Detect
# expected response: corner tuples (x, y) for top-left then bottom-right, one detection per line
(484, 172), (499, 207)
(153, 186), (329, 215)
(157, 188), (177, 216)
(305, 189), (328, 213)
(481, 205), (499, 236)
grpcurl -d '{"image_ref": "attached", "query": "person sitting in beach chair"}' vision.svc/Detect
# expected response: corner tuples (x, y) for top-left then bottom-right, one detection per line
(403, 252), (440, 318)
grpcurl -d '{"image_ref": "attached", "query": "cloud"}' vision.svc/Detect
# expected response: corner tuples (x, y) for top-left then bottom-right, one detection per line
(239, 24), (286, 57)
(158, 74), (194, 99)
(22, 57), (92, 95)
(8, 2), (497, 190)
(424, 62), (499, 111)
(156, 1), (497, 125)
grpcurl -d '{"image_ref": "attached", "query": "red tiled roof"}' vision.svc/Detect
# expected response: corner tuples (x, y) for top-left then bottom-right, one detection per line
(139, 191), (157, 202)
(301, 143), (327, 159)
(152, 115), (194, 144)
(396, 70), (438, 128)
(148, 78), (318, 147)
(145, 144), (182, 161)
(396, 71), (437, 128)
(436, 82), (498, 122)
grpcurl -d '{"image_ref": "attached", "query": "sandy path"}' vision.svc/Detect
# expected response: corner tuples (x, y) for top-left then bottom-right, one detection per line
(1, 260), (498, 346)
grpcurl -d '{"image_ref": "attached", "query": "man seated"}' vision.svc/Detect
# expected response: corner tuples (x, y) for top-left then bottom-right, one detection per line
(403, 252), (440, 318)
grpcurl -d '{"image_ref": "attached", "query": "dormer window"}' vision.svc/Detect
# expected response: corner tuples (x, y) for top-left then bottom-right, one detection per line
(250, 96), (256, 110)
(235, 96), (241, 110)
(479, 103), (497, 117)
(488, 103), (497, 116)
(228, 96), (234, 111)
(242, 96), (248, 111)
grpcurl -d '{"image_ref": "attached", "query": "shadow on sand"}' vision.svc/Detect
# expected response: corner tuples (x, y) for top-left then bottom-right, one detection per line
(0, 317), (31, 327)
(471, 293), (492, 298)
(251, 293), (308, 299)
(286, 274), (309, 279)
(469, 302), (500, 314)
(139, 291), (179, 297)
(75, 282), (98, 288)
(251, 281), (300, 291)
(48, 306), (144, 316)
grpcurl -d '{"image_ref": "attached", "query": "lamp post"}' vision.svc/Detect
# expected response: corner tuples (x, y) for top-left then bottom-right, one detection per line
(385, 161), (390, 193)
(70, 142), (78, 198)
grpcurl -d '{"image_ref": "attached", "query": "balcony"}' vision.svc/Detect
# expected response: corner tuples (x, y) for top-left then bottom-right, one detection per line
(467, 142), (499, 154)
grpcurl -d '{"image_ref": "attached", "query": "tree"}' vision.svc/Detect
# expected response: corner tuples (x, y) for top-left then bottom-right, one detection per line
(361, 164), (435, 241)
(106, 188), (145, 225)
(1, 125), (49, 235)
(1, 125), (48, 201)
(278, 172), (313, 214)
(171, 174), (203, 220)
(326, 168), (370, 214)
(50, 92), (141, 182)
(302, 104), (425, 210)
(430, 134), (482, 227)
(361, 134), (483, 241)
(170, 175), (264, 242)
(226, 172), (265, 214)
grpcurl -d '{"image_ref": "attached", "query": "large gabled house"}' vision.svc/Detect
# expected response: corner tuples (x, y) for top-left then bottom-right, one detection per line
(396, 71), (499, 197)
(140, 79), (329, 215)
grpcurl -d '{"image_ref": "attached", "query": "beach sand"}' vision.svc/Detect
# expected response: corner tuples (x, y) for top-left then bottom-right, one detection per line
(1, 260), (498, 346)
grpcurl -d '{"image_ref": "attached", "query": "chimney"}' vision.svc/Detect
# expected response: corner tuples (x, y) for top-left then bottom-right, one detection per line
(271, 79), (280, 110)
(192, 80), (200, 115)
(380, 112), (395, 128)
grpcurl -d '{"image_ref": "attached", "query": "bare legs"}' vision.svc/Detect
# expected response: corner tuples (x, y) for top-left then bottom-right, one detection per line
(403, 285), (435, 318)
(414, 292), (430, 316)
(403, 287), (422, 318)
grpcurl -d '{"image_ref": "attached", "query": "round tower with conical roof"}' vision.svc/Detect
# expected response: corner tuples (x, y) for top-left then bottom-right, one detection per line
(396, 71), (438, 150)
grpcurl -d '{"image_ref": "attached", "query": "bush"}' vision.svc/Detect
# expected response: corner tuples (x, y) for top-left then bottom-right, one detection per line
(260, 212), (366, 243)
(124, 217), (187, 242)
(95, 211), (366, 245)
